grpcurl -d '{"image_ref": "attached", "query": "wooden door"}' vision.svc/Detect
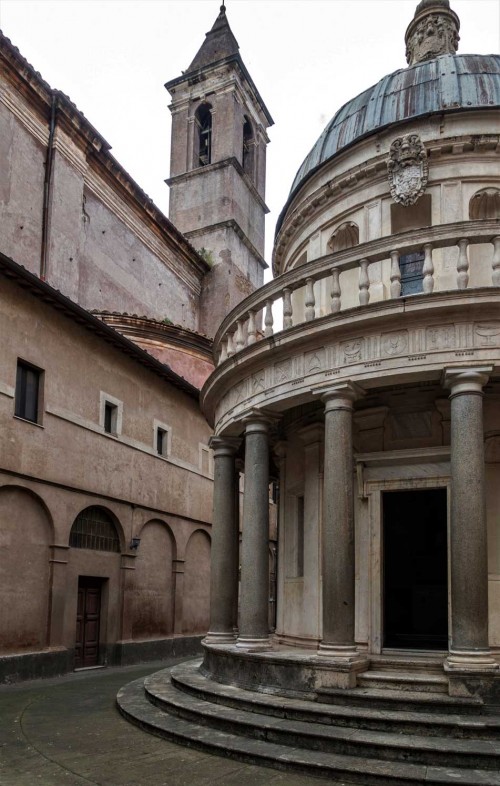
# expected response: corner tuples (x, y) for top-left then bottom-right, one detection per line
(75, 578), (101, 668)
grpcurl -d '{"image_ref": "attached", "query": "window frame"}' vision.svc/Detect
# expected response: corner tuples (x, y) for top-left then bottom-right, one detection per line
(14, 359), (44, 425)
(153, 419), (171, 458)
(99, 392), (123, 437)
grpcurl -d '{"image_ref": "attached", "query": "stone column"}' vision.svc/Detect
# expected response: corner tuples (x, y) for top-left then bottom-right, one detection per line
(236, 417), (272, 650)
(204, 437), (240, 644)
(317, 383), (367, 684)
(232, 460), (243, 632)
(444, 368), (498, 685)
(273, 441), (287, 639)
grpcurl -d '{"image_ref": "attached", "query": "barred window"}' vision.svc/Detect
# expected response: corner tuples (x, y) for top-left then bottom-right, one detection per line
(70, 507), (120, 552)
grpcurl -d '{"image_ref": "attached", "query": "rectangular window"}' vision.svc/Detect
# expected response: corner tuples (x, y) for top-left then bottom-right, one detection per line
(15, 360), (42, 423)
(104, 401), (117, 435)
(153, 420), (171, 457)
(100, 392), (122, 437)
(156, 427), (166, 456)
(400, 250), (425, 296)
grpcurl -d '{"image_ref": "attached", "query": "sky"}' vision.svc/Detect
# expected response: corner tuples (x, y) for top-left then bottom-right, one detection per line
(0, 0), (499, 268)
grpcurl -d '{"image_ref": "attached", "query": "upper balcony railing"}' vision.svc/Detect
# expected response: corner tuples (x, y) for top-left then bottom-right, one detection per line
(214, 221), (500, 366)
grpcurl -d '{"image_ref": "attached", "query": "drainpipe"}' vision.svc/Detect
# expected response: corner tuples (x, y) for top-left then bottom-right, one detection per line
(40, 91), (57, 281)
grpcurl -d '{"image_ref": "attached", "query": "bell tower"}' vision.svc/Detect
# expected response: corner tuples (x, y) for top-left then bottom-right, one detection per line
(166, 4), (273, 338)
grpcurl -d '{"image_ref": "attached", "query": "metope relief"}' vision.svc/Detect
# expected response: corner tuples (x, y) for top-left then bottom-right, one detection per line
(304, 349), (325, 374)
(232, 379), (248, 406)
(340, 339), (364, 365)
(381, 331), (408, 357)
(475, 324), (500, 347)
(426, 325), (456, 351)
(274, 359), (293, 384)
(251, 370), (266, 394)
(387, 134), (428, 206)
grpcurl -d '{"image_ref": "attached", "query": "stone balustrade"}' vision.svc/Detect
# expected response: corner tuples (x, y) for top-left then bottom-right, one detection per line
(214, 221), (500, 365)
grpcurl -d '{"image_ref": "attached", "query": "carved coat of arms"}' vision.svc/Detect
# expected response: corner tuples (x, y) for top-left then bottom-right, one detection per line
(387, 134), (428, 206)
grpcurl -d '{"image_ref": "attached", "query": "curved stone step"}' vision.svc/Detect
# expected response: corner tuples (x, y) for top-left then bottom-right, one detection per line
(117, 676), (500, 786)
(145, 669), (500, 771)
(317, 685), (484, 714)
(358, 671), (448, 693)
(170, 660), (498, 740)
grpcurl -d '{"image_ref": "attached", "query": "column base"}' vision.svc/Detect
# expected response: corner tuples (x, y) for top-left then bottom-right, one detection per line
(203, 631), (237, 646)
(445, 649), (499, 698)
(316, 644), (368, 688)
(445, 649), (499, 673)
(317, 642), (360, 660)
(235, 635), (272, 651)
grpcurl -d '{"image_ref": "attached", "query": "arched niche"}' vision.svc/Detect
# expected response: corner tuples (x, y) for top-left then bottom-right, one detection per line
(195, 103), (213, 167)
(0, 485), (53, 653)
(327, 222), (359, 253)
(69, 506), (122, 553)
(131, 519), (176, 639)
(183, 529), (211, 634)
(469, 188), (500, 220)
(242, 115), (255, 180)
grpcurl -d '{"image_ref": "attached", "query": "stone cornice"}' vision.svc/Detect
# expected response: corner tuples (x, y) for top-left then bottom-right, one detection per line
(184, 219), (268, 270)
(165, 51), (274, 127)
(166, 156), (269, 214)
(202, 290), (500, 432)
(94, 312), (213, 358)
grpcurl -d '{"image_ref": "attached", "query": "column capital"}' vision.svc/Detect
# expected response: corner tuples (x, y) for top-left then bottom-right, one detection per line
(443, 366), (492, 398)
(313, 381), (365, 411)
(209, 435), (241, 456)
(243, 407), (280, 434)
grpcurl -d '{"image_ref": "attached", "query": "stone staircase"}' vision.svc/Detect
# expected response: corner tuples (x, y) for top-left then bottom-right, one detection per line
(117, 658), (500, 785)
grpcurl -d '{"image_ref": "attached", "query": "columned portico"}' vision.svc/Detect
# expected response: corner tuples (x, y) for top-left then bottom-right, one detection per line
(204, 437), (240, 644)
(444, 367), (498, 686)
(317, 383), (368, 682)
(236, 416), (272, 650)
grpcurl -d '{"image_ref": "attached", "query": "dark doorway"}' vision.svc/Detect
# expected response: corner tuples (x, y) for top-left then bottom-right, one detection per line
(75, 577), (102, 668)
(383, 489), (448, 650)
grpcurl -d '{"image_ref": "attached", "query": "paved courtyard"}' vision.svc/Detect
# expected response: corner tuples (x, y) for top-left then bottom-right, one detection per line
(0, 659), (328, 786)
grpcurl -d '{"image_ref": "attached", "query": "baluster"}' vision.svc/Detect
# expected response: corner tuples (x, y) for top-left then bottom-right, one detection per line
(305, 278), (315, 321)
(331, 268), (341, 313)
(390, 250), (401, 298)
(247, 310), (257, 345)
(492, 237), (500, 286)
(226, 331), (235, 357)
(235, 319), (245, 351)
(456, 239), (469, 290)
(283, 287), (293, 329)
(219, 339), (228, 364)
(264, 299), (274, 338)
(358, 259), (370, 306)
(423, 243), (434, 294)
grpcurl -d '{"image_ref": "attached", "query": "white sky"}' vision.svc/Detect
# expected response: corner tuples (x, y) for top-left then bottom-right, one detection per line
(1, 0), (499, 267)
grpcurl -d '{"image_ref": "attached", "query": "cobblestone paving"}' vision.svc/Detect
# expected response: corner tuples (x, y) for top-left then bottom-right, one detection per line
(0, 660), (328, 786)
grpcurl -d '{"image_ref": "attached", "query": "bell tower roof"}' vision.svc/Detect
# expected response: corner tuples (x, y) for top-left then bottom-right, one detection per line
(186, 4), (240, 73)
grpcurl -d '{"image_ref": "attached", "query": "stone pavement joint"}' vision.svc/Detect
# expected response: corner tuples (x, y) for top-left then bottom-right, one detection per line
(0, 658), (328, 786)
